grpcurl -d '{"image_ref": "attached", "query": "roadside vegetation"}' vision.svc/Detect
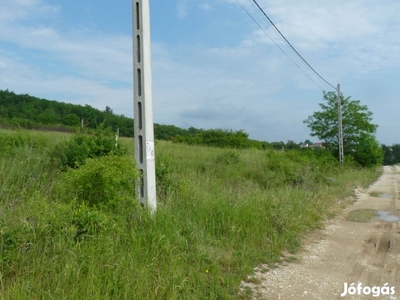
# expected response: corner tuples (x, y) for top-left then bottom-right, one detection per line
(1, 89), (399, 165)
(304, 91), (384, 167)
(0, 128), (381, 299)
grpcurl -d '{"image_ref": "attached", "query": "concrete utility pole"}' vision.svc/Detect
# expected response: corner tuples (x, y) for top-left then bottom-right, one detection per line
(337, 84), (344, 166)
(133, 0), (157, 212)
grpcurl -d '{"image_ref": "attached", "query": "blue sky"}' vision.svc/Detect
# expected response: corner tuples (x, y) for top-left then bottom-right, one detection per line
(1, 0), (399, 144)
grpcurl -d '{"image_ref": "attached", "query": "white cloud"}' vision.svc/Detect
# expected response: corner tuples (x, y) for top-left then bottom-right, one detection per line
(1, 0), (399, 144)
(0, 50), (132, 113)
(230, 0), (400, 79)
(177, 1), (188, 19)
(199, 3), (211, 11)
(0, 0), (59, 23)
(14, 0), (40, 5)
(149, 0), (400, 143)
(0, 0), (133, 116)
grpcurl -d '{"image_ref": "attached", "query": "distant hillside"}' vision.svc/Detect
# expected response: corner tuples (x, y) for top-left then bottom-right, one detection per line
(0, 90), (273, 149)
(0, 90), (130, 135)
(0, 89), (195, 140)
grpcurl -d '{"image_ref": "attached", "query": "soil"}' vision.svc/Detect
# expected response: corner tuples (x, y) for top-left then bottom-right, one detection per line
(241, 165), (400, 300)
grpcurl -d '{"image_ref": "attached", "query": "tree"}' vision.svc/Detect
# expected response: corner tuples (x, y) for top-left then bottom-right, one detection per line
(382, 144), (400, 165)
(63, 113), (80, 126)
(352, 132), (383, 167)
(303, 91), (383, 167)
(104, 106), (113, 115)
(304, 139), (313, 146)
(38, 107), (59, 125)
(286, 140), (300, 150)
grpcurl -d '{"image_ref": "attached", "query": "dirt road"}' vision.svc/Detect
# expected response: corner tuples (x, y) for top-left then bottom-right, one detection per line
(242, 166), (400, 300)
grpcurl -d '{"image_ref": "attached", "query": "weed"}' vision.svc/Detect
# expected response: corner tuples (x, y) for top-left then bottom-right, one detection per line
(215, 151), (241, 165)
(0, 132), (381, 299)
(72, 203), (116, 241)
(50, 125), (127, 170)
(155, 153), (173, 199)
(57, 155), (139, 210)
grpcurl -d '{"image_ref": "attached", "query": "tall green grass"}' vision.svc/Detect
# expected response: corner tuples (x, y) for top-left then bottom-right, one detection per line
(0, 130), (380, 299)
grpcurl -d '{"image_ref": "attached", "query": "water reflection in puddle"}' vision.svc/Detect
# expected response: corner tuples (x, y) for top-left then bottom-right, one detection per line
(377, 211), (400, 222)
(347, 209), (400, 222)
(369, 192), (393, 198)
(347, 209), (377, 222)
(379, 193), (393, 198)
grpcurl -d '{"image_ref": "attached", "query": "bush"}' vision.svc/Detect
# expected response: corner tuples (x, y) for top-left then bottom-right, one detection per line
(57, 155), (139, 211)
(215, 151), (241, 165)
(350, 133), (384, 167)
(50, 126), (127, 170)
(156, 154), (173, 199)
(0, 130), (48, 152)
(71, 203), (117, 241)
(173, 129), (268, 149)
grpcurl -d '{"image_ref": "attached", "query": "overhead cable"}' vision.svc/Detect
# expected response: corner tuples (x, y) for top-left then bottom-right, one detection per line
(250, 0), (336, 90)
(236, 0), (336, 91)
(235, 0), (324, 90)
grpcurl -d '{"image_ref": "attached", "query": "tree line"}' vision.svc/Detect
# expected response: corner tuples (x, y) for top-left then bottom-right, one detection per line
(0, 90), (133, 136)
(381, 144), (400, 165)
(1, 89), (399, 166)
(0, 90), (271, 148)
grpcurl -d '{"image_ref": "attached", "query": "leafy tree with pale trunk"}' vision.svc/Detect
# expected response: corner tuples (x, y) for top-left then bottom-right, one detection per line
(303, 91), (383, 167)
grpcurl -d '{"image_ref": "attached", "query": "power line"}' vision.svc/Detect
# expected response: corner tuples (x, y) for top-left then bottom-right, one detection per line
(234, 0), (325, 91)
(250, 0), (336, 90)
(236, 0), (336, 91)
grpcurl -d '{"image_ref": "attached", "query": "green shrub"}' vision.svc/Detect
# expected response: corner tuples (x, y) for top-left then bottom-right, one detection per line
(173, 129), (268, 149)
(215, 151), (241, 165)
(0, 130), (48, 153)
(156, 154), (173, 199)
(0, 134), (382, 299)
(50, 126), (127, 170)
(72, 203), (117, 241)
(350, 133), (384, 167)
(57, 155), (139, 211)
(0, 225), (28, 266)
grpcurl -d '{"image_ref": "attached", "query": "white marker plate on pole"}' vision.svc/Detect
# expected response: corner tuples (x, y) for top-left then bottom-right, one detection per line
(146, 141), (155, 160)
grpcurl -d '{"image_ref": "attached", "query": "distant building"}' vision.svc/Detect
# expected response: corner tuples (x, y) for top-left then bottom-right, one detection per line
(300, 143), (309, 148)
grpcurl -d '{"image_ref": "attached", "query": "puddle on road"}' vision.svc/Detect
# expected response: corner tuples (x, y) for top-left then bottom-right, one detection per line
(347, 209), (378, 222)
(347, 209), (400, 222)
(369, 192), (393, 198)
(377, 211), (400, 222)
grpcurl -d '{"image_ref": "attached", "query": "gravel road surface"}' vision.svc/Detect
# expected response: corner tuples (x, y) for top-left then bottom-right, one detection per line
(241, 166), (400, 300)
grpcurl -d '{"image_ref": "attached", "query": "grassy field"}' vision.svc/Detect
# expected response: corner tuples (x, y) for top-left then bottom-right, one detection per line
(0, 129), (381, 299)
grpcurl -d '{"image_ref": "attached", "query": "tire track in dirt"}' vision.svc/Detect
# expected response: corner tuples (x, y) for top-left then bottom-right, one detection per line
(241, 166), (400, 300)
